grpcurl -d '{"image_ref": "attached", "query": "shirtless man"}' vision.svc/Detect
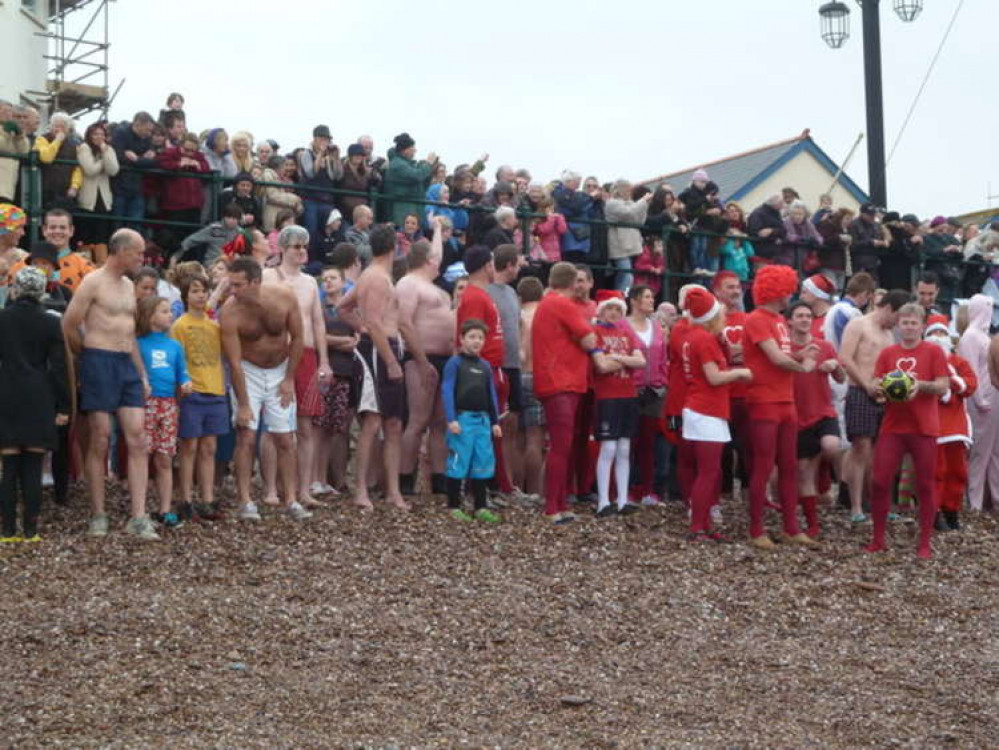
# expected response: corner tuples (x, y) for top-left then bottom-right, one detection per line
(261, 226), (332, 508)
(61, 228), (158, 540)
(337, 224), (416, 510)
(838, 289), (910, 522)
(396, 219), (453, 496)
(219, 256), (311, 521)
(516, 276), (545, 496)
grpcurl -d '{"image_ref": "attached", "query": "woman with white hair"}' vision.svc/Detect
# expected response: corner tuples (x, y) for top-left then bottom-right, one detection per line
(230, 131), (255, 173)
(34, 112), (81, 210)
(604, 179), (653, 292)
(783, 200), (823, 269)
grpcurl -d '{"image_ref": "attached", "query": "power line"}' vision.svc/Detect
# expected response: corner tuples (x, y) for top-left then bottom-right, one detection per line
(885, 0), (966, 166)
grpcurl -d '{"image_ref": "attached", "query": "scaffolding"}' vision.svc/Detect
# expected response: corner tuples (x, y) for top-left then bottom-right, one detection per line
(25, 0), (119, 118)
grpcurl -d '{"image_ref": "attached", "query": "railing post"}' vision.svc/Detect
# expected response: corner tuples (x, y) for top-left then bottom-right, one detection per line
(518, 204), (530, 257)
(209, 170), (222, 223)
(26, 150), (42, 243)
(661, 226), (672, 303)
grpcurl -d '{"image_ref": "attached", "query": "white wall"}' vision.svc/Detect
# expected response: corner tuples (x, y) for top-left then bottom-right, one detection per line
(0, 1), (48, 105)
(739, 150), (863, 215)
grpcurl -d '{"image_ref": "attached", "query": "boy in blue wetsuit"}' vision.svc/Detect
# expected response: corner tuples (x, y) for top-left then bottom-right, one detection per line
(442, 318), (503, 522)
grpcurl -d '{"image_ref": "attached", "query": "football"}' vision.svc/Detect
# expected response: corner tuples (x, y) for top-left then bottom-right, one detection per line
(881, 370), (915, 402)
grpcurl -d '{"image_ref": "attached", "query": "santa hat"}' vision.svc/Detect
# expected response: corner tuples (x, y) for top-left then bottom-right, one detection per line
(711, 270), (740, 291)
(595, 289), (626, 316)
(752, 265), (799, 306)
(682, 287), (721, 325)
(924, 314), (950, 338)
(802, 273), (836, 301)
(677, 283), (701, 311)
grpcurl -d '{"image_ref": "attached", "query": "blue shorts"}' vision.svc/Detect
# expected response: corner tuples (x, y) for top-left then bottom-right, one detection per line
(79, 348), (145, 413)
(178, 392), (230, 439)
(446, 411), (495, 480)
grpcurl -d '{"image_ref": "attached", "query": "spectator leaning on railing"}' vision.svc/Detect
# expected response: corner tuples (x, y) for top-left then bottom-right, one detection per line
(0, 100), (29, 204)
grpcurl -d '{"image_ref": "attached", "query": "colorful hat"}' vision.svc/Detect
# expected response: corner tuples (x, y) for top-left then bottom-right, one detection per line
(752, 265), (799, 306)
(802, 273), (836, 301)
(0, 203), (27, 236)
(924, 314), (950, 337)
(595, 289), (626, 316)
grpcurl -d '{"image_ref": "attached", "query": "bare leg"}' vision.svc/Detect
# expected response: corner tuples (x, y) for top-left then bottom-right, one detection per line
(400, 361), (437, 475)
(153, 452), (173, 514)
(381, 417), (409, 510)
(178, 438), (197, 505)
(428, 394), (448, 474)
(271, 432), (298, 509)
(847, 438), (871, 517)
(234, 427), (256, 508)
(117, 407), (148, 519)
(314, 427), (332, 488)
(524, 426), (545, 496)
(330, 411), (354, 491)
(197, 436), (217, 506)
(86, 412), (112, 516)
(503, 411), (522, 488)
(353, 413), (380, 509)
(260, 431), (279, 505)
(296, 417), (320, 506)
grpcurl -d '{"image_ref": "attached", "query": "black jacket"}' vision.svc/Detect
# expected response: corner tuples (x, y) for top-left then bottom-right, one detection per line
(110, 123), (156, 196)
(747, 203), (786, 259)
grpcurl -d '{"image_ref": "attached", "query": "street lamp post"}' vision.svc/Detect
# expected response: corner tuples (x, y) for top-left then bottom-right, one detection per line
(819, 0), (924, 208)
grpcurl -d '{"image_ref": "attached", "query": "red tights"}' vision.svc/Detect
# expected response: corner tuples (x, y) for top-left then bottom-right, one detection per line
(748, 408), (800, 538)
(689, 441), (723, 533)
(870, 433), (937, 554)
(632, 416), (660, 498)
(936, 442), (967, 513)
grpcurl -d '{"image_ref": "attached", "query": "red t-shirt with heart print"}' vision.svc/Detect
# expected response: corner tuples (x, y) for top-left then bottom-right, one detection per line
(718, 310), (748, 400)
(874, 341), (948, 436)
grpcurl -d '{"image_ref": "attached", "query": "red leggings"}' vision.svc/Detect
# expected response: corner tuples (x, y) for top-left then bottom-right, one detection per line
(541, 392), (581, 516)
(571, 391), (595, 496)
(690, 441), (723, 533)
(936, 442), (967, 513)
(676, 438), (695, 504)
(492, 367), (514, 493)
(871, 433), (937, 547)
(748, 406), (800, 538)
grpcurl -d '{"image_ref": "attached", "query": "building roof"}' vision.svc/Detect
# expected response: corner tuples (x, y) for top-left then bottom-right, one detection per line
(639, 129), (870, 205)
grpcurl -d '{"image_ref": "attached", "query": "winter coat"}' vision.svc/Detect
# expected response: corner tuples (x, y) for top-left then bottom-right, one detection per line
(957, 294), (997, 413)
(382, 148), (433, 227)
(532, 213), (567, 263)
(298, 147), (343, 205)
(337, 159), (374, 219)
(110, 123), (156, 196)
(633, 243), (665, 295)
(937, 352), (976, 445)
(605, 197), (650, 260)
(219, 189), (262, 228)
(747, 203), (786, 260)
(0, 125), (29, 201)
(0, 297), (69, 450)
(719, 237), (756, 280)
(156, 147), (209, 212)
(552, 183), (595, 255)
(424, 183), (458, 231)
(783, 217), (823, 247)
(35, 133), (82, 204)
(76, 143), (120, 211)
(200, 147), (238, 181)
(258, 168), (302, 232)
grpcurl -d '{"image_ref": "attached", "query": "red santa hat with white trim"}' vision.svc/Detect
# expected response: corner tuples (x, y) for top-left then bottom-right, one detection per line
(594, 289), (627, 316)
(924, 314), (950, 337)
(682, 286), (722, 325)
(801, 273), (836, 302)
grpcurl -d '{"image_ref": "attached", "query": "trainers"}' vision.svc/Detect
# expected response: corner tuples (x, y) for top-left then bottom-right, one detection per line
(284, 502), (312, 521)
(552, 512), (576, 525)
(88, 514), (109, 537)
(22, 534), (42, 543)
(177, 502), (195, 522)
(710, 505), (723, 523)
(450, 508), (473, 522)
(618, 502), (642, 516)
(238, 503), (261, 521)
(749, 535), (777, 550)
(474, 508), (501, 523)
(640, 494), (660, 507)
(160, 512), (183, 529)
(510, 488), (542, 505)
(195, 502), (225, 521)
(787, 532), (820, 548)
(850, 513), (870, 525)
(125, 516), (160, 541)
(595, 505), (617, 518)
(0, 534), (22, 543)
(487, 492), (510, 509)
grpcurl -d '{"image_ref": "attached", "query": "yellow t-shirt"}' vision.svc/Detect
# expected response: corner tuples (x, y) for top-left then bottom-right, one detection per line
(170, 313), (225, 396)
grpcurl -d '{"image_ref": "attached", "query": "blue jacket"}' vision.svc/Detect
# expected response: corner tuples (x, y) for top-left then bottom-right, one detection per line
(442, 353), (499, 424)
(553, 183), (595, 255)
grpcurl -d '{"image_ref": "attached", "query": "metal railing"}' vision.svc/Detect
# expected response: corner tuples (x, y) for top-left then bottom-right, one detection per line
(2, 149), (993, 303)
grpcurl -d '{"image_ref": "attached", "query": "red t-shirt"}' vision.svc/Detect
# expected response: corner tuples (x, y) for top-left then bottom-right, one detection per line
(531, 292), (594, 398)
(811, 313), (826, 340)
(664, 318), (690, 417)
(743, 307), (794, 404)
(593, 321), (641, 400)
(682, 326), (730, 420)
(456, 284), (504, 368)
(718, 310), (748, 400)
(875, 341), (948, 436)
(792, 338), (838, 428)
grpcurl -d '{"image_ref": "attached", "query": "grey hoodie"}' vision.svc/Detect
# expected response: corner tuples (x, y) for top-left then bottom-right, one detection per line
(957, 294), (996, 411)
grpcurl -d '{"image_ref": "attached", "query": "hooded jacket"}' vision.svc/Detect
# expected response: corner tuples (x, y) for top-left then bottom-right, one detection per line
(381, 147), (433, 226)
(956, 294), (996, 413)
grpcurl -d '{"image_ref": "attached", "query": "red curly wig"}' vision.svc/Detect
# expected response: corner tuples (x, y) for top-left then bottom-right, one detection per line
(752, 265), (799, 306)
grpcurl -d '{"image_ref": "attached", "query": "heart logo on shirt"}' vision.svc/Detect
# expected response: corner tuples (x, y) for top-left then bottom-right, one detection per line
(722, 326), (742, 345)
(896, 357), (917, 375)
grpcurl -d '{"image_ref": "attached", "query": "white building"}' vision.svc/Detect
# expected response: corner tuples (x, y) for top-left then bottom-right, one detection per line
(0, 1), (49, 106)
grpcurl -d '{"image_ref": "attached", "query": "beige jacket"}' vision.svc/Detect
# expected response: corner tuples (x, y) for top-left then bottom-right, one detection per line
(76, 143), (119, 211)
(258, 167), (303, 231)
(0, 130), (29, 201)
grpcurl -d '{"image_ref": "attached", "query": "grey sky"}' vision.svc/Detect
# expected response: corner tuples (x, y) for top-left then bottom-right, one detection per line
(75, 0), (991, 219)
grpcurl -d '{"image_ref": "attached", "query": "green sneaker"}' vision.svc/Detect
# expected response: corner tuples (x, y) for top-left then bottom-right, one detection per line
(474, 508), (501, 524)
(125, 516), (160, 541)
(450, 509), (473, 522)
(850, 513), (870, 525)
(0, 535), (22, 543)
(88, 514), (109, 537)
(22, 534), (41, 543)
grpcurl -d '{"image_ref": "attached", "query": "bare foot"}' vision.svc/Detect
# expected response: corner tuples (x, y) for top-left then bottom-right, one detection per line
(386, 495), (412, 512)
(262, 494), (281, 507)
(352, 495), (374, 511)
(300, 495), (324, 509)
